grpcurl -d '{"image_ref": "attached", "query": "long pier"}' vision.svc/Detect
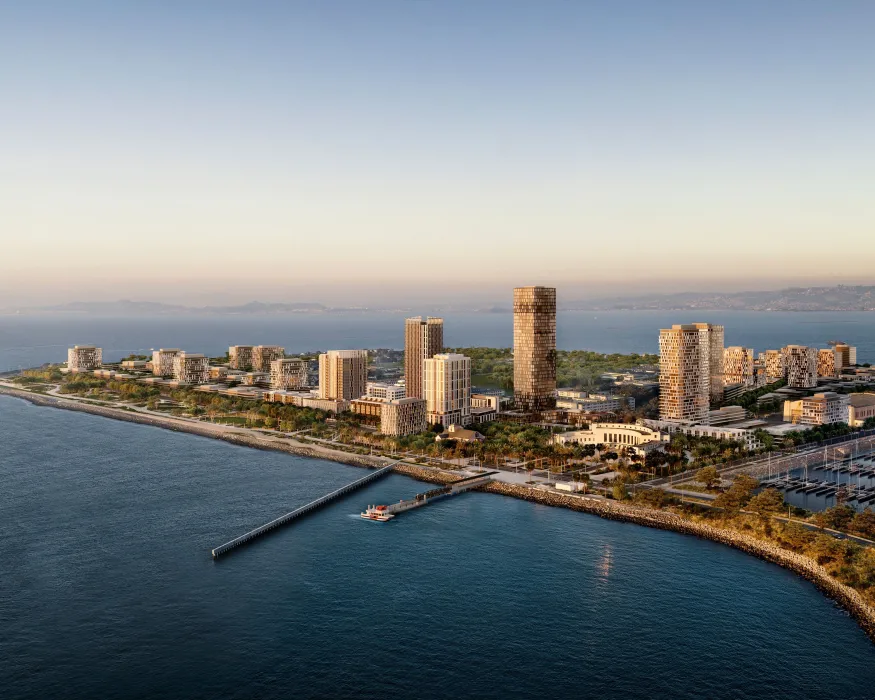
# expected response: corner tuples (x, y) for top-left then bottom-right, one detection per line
(211, 462), (397, 559)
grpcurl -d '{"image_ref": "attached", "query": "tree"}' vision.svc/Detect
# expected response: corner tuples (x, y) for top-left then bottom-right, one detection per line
(713, 474), (759, 512)
(633, 488), (668, 508)
(747, 488), (784, 513)
(813, 505), (857, 532)
(695, 466), (720, 489)
(851, 509), (875, 539)
(612, 482), (629, 501)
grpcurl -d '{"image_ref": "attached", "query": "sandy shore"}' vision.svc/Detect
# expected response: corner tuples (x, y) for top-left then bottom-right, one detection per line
(3, 384), (874, 644)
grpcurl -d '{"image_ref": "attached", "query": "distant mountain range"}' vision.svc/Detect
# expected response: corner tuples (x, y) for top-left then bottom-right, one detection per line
(9, 285), (875, 315)
(569, 286), (875, 312)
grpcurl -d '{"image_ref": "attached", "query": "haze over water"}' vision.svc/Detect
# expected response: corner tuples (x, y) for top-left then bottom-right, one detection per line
(2, 396), (874, 699)
(1, 310), (873, 370)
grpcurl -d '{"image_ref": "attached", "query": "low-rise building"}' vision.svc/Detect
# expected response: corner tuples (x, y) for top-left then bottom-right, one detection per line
(172, 352), (210, 385)
(380, 397), (427, 437)
(120, 360), (148, 370)
(783, 392), (850, 426)
(241, 372), (270, 386)
(708, 405), (749, 425)
(553, 422), (669, 456)
(555, 389), (634, 413)
(643, 419), (764, 452)
(67, 345), (102, 371)
(848, 393), (875, 427)
(435, 425), (485, 443)
(152, 349), (182, 377)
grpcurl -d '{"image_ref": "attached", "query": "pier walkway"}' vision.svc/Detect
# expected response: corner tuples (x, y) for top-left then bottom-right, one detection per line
(211, 461), (398, 558)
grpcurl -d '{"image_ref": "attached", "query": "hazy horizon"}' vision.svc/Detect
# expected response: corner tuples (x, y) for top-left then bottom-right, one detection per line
(2, 1), (874, 308)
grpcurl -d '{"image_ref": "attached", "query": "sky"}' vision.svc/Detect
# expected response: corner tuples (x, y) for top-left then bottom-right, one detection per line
(1, 0), (874, 307)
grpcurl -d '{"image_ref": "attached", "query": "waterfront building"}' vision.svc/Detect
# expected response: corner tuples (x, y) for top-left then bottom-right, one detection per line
(380, 397), (427, 437)
(67, 345), (102, 372)
(783, 392), (850, 426)
(644, 418), (763, 452)
(172, 352), (210, 385)
(817, 349), (840, 378)
(252, 345), (285, 372)
(762, 350), (785, 382)
(404, 316), (443, 399)
(658, 325), (710, 423)
(848, 393), (875, 427)
(423, 353), (471, 427)
(270, 358), (308, 390)
(318, 350), (368, 401)
(152, 348), (182, 377)
(228, 345), (254, 370)
(693, 323), (725, 402)
(723, 347), (755, 387)
(366, 382), (406, 401)
(783, 345), (818, 388)
(553, 422), (669, 457)
(555, 389), (635, 413)
(513, 286), (557, 412)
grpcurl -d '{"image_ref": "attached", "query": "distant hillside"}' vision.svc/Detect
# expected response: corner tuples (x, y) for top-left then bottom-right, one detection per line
(39, 300), (329, 315)
(569, 286), (875, 312)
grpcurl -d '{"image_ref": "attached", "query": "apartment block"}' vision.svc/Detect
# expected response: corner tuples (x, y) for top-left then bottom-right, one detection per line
(817, 348), (839, 378)
(152, 348), (182, 377)
(423, 353), (471, 427)
(658, 325), (710, 423)
(252, 345), (285, 372)
(173, 352), (210, 385)
(834, 344), (857, 368)
(723, 347), (755, 387)
(693, 323), (725, 402)
(513, 286), (556, 412)
(762, 350), (785, 382)
(380, 397), (427, 437)
(366, 382), (406, 401)
(783, 392), (849, 426)
(270, 358), (308, 390)
(228, 345), (254, 370)
(783, 345), (818, 388)
(67, 346), (102, 371)
(404, 316), (443, 399)
(318, 350), (368, 401)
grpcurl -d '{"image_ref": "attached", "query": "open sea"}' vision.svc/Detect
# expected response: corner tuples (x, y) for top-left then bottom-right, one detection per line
(1, 395), (874, 699)
(0, 310), (873, 370)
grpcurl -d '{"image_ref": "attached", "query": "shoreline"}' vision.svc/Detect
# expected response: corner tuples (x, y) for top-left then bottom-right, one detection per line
(2, 384), (874, 644)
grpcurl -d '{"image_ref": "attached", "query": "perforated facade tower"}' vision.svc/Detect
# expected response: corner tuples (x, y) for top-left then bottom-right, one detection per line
(723, 346), (755, 387)
(817, 348), (839, 378)
(658, 325), (710, 423)
(172, 353), (210, 385)
(152, 348), (181, 377)
(252, 345), (285, 372)
(513, 286), (556, 412)
(67, 345), (102, 371)
(783, 345), (817, 388)
(318, 350), (368, 400)
(229, 346), (254, 370)
(693, 323), (725, 403)
(270, 358), (308, 390)
(762, 350), (785, 382)
(404, 317), (443, 399)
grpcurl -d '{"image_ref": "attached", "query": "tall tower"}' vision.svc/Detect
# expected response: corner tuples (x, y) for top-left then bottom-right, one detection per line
(658, 325), (710, 423)
(404, 316), (443, 399)
(318, 350), (368, 400)
(693, 323), (725, 403)
(423, 353), (471, 427)
(513, 286), (556, 412)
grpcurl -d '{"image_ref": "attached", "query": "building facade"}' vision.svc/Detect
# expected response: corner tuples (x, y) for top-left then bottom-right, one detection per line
(783, 392), (850, 426)
(366, 382), (406, 401)
(762, 350), (785, 382)
(693, 323), (725, 402)
(152, 348), (182, 377)
(848, 394), (875, 427)
(252, 345), (285, 372)
(553, 422), (669, 456)
(555, 389), (635, 414)
(228, 345), (254, 370)
(270, 358), (308, 390)
(723, 346), (755, 387)
(658, 325), (710, 423)
(173, 352), (210, 385)
(817, 348), (839, 378)
(835, 344), (857, 368)
(783, 345), (818, 388)
(67, 346), (102, 371)
(318, 350), (368, 401)
(513, 286), (557, 412)
(644, 418), (763, 452)
(380, 397), (428, 437)
(404, 316), (443, 399)
(423, 353), (471, 427)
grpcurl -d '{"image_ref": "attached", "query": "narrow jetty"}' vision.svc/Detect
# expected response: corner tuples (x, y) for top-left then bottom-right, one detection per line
(211, 462), (397, 558)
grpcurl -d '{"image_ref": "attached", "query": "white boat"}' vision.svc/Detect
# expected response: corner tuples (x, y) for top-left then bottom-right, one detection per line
(360, 505), (394, 521)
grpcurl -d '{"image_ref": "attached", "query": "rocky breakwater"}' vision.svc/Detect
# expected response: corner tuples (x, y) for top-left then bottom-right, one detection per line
(485, 481), (875, 644)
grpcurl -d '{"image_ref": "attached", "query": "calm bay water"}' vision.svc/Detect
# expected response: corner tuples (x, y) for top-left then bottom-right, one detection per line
(0, 310), (873, 370)
(1, 395), (874, 699)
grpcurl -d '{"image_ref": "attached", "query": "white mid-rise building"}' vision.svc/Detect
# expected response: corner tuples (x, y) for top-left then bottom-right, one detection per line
(366, 382), (406, 401)
(270, 358), (308, 390)
(423, 353), (471, 427)
(173, 352), (210, 385)
(783, 392), (850, 426)
(67, 346), (102, 371)
(152, 348), (182, 377)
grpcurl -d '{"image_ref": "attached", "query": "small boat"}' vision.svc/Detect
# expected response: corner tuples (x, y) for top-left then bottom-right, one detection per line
(360, 505), (394, 521)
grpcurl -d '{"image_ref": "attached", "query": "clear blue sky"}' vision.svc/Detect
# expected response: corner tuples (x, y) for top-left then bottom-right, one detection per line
(2, 1), (873, 306)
